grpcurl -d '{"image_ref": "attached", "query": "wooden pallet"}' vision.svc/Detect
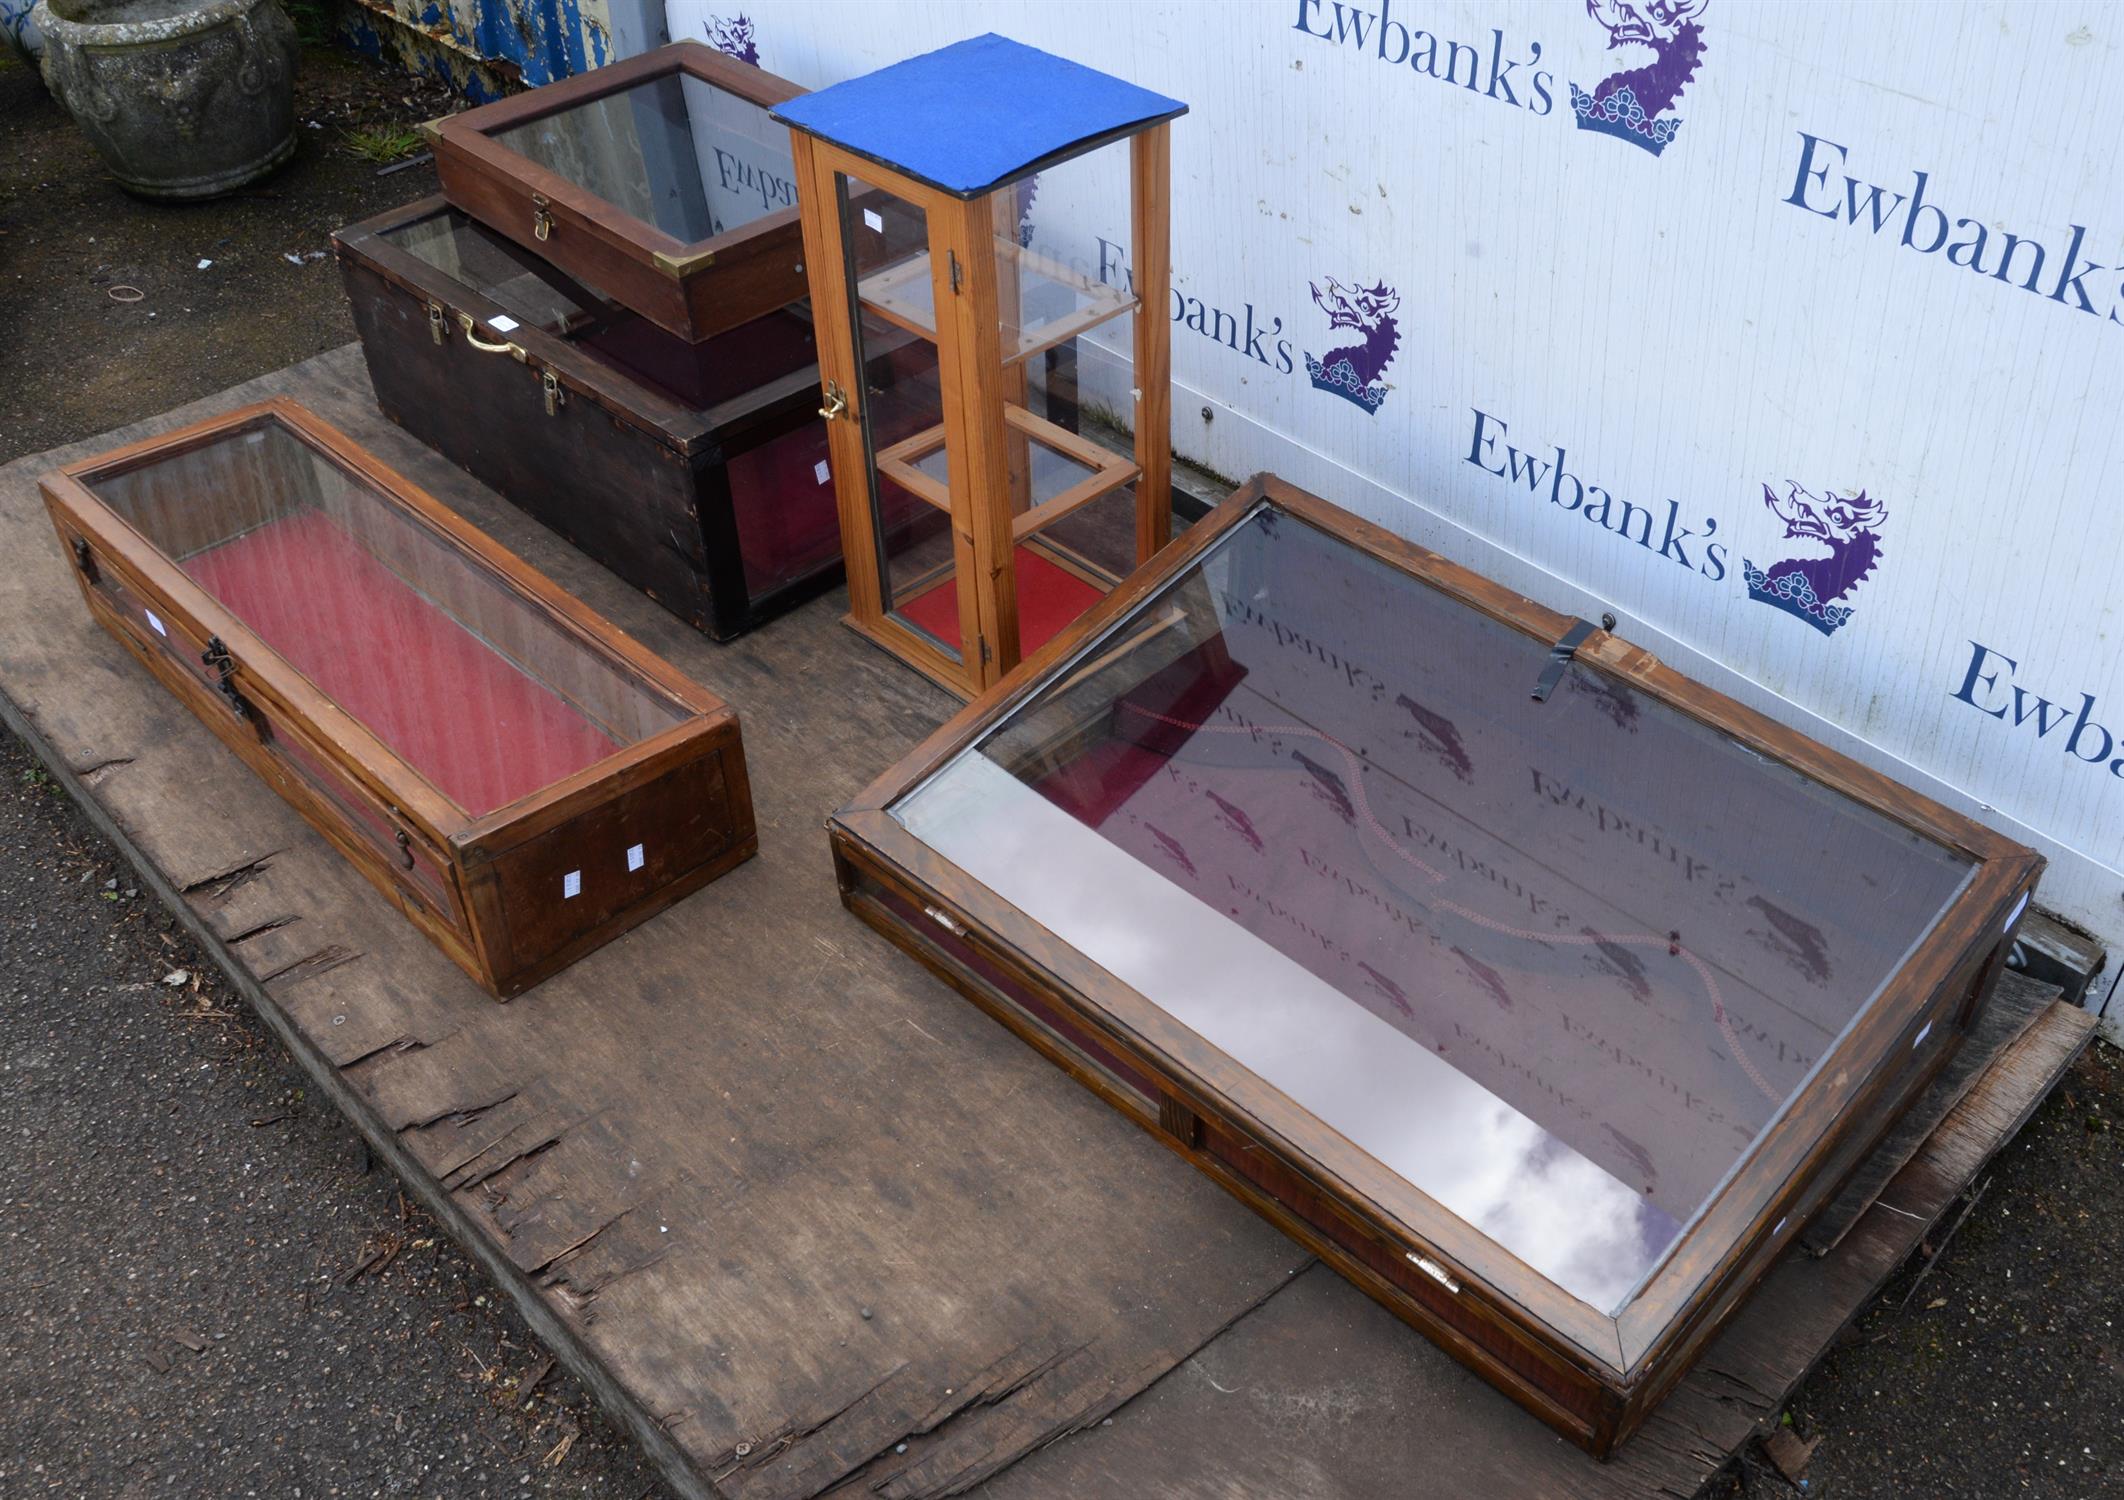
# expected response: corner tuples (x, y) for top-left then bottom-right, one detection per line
(0, 345), (2093, 1500)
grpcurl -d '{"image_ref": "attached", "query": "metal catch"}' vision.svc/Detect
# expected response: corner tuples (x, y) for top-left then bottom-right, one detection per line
(543, 368), (565, 417)
(948, 249), (963, 295)
(532, 194), (553, 242)
(1407, 1252), (1460, 1293)
(427, 301), (446, 345)
(394, 828), (415, 871)
(200, 635), (250, 721)
(71, 536), (98, 583)
(817, 380), (847, 421)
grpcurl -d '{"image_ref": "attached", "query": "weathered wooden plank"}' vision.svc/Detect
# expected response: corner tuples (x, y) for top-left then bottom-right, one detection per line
(974, 983), (2093, 1500)
(0, 344), (1309, 1500)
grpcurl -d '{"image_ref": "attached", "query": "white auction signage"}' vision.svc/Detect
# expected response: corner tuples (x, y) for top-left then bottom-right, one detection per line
(664, 0), (2123, 1028)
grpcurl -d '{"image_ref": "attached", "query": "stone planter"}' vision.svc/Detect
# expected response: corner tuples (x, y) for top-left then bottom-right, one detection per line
(33, 0), (298, 200)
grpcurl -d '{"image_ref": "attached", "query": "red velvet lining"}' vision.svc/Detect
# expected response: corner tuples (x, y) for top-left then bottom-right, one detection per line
(183, 510), (620, 816)
(897, 546), (1104, 658)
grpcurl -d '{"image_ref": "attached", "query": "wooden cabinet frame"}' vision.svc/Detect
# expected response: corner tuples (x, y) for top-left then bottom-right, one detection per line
(334, 194), (854, 641)
(427, 41), (806, 344)
(828, 474), (2041, 1454)
(785, 112), (1176, 700)
(42, 400), (757, 997)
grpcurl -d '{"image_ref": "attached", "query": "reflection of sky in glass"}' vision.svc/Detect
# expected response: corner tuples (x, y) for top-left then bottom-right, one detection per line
(899, 755), (1676, 1312)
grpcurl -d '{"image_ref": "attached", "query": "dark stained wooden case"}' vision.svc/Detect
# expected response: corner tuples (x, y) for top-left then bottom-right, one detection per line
(333, 195), (930, 642)
(426, 41), (805, 345)
(827, 474), (2042, 1456)
(42, 400), (757, 999)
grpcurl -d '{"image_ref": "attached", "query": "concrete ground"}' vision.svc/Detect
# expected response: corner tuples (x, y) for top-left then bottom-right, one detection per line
(2, 37), (2118, 1500)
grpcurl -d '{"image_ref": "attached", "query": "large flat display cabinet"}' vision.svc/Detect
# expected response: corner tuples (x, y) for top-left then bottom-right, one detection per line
(42, 400), (758, 999)
(828, 475), (2041, 1455)
(777, 34), (1187, 697)
(426, 40), (807, 344)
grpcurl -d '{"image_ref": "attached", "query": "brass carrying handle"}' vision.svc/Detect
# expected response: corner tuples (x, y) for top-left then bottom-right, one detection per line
(456, 312), (527, 361)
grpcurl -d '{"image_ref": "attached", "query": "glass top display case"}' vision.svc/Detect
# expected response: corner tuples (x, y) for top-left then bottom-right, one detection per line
(778, 34), (1187, 698)
(427, 40), (807, 344)
(333, 194), (930, 640)
(828, 476), (2040, 1455)
(42, 400), (757, 998)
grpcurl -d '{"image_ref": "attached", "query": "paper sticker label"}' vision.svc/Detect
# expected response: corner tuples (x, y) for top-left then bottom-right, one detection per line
(144, 610), (167, 637)
(863, 208), (884, 234)
(814, 459), (831, 485)
(562, 870), (581, 899)
(626, 843), (645, 872)
(487, 314), (519, 333)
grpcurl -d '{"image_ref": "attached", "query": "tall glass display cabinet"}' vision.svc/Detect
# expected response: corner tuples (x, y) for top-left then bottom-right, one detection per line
(777, 34), (1186, 696)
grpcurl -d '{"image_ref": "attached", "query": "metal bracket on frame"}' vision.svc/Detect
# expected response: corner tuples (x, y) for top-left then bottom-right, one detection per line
(70, 536), (98, 584)
(531, 193), (554, 243)
(948, 249), (964, 296)
(1530, 619), (1598, 703)
(427, 302), (447, 345)
(542, 368), (566, 417)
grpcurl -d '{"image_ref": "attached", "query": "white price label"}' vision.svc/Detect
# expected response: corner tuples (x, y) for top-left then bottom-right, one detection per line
(487, 314), (519, 333)
(814, 459), (831, 485)
(863, 208), (884, 234)
(562, 870), (581, 899)
(626, 843), (645, 872)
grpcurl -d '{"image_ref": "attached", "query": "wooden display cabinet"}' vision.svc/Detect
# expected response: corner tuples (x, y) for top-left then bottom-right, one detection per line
(42, 400), (757, 999)
(828, 474), (2041, 1454)
(333, 194), (937, 641)
(777, 33), (1187, 697)
(426, 40), (807, 345)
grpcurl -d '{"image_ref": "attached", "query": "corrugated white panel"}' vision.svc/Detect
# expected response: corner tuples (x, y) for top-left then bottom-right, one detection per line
(670, 0), (2124, 1025)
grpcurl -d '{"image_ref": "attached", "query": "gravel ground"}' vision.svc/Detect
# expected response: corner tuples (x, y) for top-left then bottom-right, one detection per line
(2, 33), (2120, 1500)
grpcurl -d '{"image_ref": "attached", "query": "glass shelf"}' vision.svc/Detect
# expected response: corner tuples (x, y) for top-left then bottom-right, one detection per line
(857, 237), (1138, 365)
(875, 404), (1139, 541)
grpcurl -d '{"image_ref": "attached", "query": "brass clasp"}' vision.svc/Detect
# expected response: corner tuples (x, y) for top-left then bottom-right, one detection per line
(818, 380), (847, 421)
(531, 193), (553, 242)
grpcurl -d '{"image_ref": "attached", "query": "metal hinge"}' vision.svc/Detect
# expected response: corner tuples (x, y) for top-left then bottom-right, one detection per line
(978, 634), (992, 665)
(427, 301), (446, 345)
(542, 368), (566, 417)
(948, 249), (963, 295)
(71, 536), (98, 583)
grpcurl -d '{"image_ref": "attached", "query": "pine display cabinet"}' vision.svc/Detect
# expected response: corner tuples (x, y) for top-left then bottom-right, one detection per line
(827, 475), (2040, 1454)
(778, 33), (1187, 697)
(43, 400), (757, 999)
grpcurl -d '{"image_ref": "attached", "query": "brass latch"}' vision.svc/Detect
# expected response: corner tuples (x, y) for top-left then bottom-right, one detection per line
(542, 369), (566, 417)
(817, 380), (847, 420)
(532, 193), (553, 242)
(427, 302), (446, 345)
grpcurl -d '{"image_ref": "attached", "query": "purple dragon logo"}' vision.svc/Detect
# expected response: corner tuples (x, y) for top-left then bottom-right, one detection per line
(1743, 482), (1887, 637)
(704, 13), (759, 66)
(1303, 276), (1400, 414)
(1569, 0), (1709, 158)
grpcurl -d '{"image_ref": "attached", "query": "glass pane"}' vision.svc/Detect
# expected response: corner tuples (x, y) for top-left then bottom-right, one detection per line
(381, 208), (604, 334)
(836, 171), (959, 661)
(892, 503), (1974, 1315)
(492, 71), (797, 244)
(86, 417), (686, 816)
